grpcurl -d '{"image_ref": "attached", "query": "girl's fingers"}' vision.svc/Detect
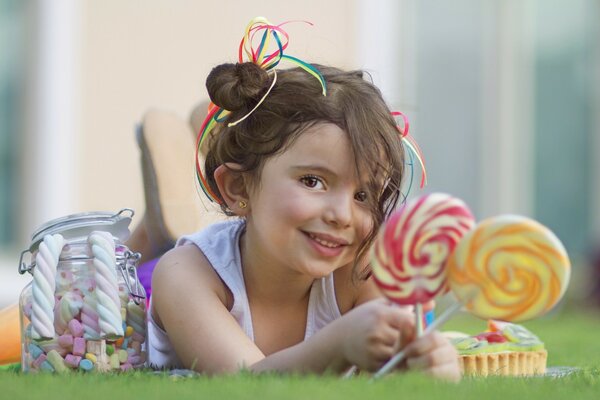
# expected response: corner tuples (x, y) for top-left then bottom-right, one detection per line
(403, 331), (448, 358)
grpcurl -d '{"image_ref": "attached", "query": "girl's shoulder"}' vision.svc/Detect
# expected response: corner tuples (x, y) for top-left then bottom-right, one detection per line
(151, 244), (233, 315)
(333, 265), (382, 314)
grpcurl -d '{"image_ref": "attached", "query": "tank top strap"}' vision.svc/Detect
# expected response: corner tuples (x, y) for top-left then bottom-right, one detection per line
(304, 272), (342, 340)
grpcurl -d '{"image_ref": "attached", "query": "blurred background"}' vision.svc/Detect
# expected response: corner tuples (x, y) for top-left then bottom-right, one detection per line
(0, 0), (599, 310)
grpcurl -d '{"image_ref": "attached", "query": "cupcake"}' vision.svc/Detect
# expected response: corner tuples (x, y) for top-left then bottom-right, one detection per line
(449, 320), (547, 376)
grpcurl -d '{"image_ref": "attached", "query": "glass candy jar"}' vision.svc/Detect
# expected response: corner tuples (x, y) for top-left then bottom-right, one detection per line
(18, 209), (147, 373)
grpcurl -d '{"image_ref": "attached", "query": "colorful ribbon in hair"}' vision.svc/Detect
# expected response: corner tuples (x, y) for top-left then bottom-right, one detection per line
(195, 17), (327, 203)
(392, 111), (427, 201)
(195, 17), (427, 204)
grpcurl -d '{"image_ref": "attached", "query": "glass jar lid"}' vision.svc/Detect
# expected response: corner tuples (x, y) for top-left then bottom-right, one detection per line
(29, 208), (135, 252)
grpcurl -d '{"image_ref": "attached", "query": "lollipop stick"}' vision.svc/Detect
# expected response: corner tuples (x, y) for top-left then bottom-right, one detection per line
(342, 365), (357, 378)
(415, 303), (424, 337)
(371, 301), (463, 380)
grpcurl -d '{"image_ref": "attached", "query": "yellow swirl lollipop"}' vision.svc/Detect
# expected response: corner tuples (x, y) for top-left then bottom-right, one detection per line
(447, 215), (570, 322)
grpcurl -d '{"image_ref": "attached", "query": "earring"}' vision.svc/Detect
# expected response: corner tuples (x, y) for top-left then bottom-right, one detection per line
(238, 200), (247, 209)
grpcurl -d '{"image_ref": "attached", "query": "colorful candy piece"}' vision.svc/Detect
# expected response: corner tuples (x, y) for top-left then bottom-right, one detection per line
(88, 231), (124, 338)
(28, 343), (44, 359)
(40, 360), (54, 372)
(68, 318), (84, 337)
(125, 325), (134, 337)
(132, 332), (145, 344)
(120, 363), (133, 371)
(118, 349), (128, 363)
(65, 354), (82, 368)
(371, 193), (475, 305)
(32, 353), (48, 368)
(46, 349), (68, 373)
(31, 234), (65, 339)
(79, 358), (94, 371)
(109, 353), (120, 369)
(54, 292), (83, 334)
(37, 338), (68, 357)
(57, 334), (74, 348)
(73, 337), (86, 356)
(447, 215), (571, 322)
(85, 353), (97, 363)
(86, 339), (106, 356)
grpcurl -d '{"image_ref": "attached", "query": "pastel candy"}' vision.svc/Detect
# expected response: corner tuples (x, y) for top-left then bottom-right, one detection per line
(106, 344), (115, 356)
(79, 359), (94, 371)
(68, 318), (84, 337)
(109, 353), (120, 369)
(73, 337), (86, 356)
(33, 353), (48, 368)
(447, 215), (571, 322)
(85, 353), (97, 363)
(28, 343), (44, 359)
(118, 349), (128, 363)
(46, 349), (68, 373)
(38, 338), (68, 357)
(65, 354), (82, 368)
(128, 355), (141, 365)
(120, 363), (132, 372)
(371, 193), (475, 305)
(40, 360), (54, 372)
(58, 334), (74, 348)
(132, 332), (145, 344)
(55, 292), (83, 333)
(86, 340), (105, 355)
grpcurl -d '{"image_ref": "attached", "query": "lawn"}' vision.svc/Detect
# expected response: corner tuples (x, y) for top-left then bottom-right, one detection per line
(1, 305), (599, 400)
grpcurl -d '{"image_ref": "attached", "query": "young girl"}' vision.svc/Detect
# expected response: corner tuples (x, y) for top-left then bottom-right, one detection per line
(148, 55), (459, 379)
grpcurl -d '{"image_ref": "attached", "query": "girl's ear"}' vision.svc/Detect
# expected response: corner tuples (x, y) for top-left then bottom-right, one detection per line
(213, 163), (250, 215)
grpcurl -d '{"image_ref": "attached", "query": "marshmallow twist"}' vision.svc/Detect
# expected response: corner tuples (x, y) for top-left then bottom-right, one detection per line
(31, 234), (65, 340)
(371, 193), (475, 305)
(447, 215), (571, 322)
(88, 231), (124, 338)
(126, 300), (146, 337)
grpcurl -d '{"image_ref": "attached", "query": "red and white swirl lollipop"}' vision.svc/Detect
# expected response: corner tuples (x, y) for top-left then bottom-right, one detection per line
(371, 193), (475, 332)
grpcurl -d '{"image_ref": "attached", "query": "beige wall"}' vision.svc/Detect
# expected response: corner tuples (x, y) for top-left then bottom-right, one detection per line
(25, 1), (359, 236)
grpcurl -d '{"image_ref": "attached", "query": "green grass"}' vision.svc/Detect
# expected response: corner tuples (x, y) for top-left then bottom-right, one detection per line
(2, 306), (599, 400)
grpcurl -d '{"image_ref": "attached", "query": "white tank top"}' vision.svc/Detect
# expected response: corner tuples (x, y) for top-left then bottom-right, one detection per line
(147, 219), (342, 369)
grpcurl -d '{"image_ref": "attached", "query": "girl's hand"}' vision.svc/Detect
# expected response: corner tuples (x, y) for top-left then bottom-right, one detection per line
(402, 331), (461, 382)
(338, 299), (414, 371)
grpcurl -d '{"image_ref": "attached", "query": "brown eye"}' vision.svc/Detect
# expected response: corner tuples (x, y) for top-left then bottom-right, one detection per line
(300, 175), (324, 189)
(354, 191), (368, 202)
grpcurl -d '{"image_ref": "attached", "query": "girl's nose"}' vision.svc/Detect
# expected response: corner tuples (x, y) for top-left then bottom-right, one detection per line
(324, 191), (353, 228)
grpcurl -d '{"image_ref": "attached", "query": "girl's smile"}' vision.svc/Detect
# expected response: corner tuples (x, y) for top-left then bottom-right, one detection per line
(303, 230), (350, 258)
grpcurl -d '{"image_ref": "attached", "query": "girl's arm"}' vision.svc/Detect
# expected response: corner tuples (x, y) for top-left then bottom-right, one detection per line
(152, 246), (413, 375)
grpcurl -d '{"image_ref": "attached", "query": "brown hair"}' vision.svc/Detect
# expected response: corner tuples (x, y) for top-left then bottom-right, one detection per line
(204, 62), (405, 279)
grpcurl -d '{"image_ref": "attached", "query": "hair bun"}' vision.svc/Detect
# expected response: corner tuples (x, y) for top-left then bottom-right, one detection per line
(206, 62), (270, 111)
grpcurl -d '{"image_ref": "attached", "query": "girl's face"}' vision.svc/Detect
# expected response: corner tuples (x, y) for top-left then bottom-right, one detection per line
(244, 123), (374, 278)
